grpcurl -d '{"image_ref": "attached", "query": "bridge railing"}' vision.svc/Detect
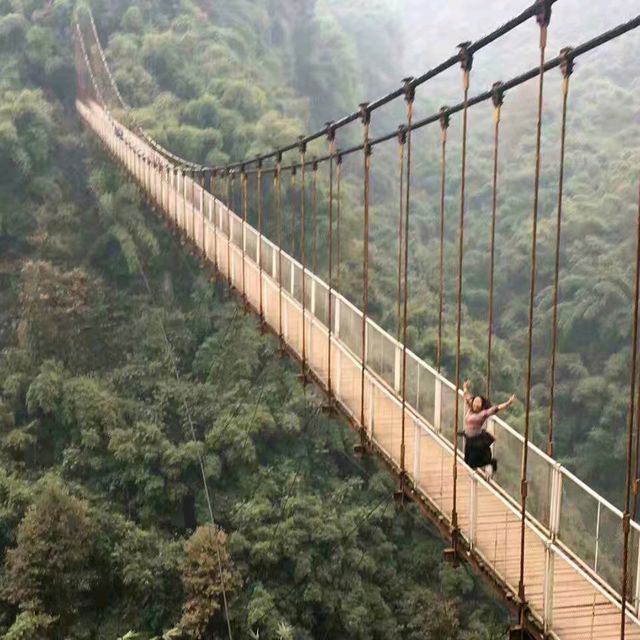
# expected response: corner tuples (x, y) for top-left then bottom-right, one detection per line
(79, 99), (640, 637)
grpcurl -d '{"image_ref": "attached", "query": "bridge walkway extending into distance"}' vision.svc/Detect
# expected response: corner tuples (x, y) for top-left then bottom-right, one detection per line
(77, 98), (640, 640)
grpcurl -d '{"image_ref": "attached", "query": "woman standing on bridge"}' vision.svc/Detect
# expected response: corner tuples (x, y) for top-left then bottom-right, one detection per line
(462, 380), (515, 475)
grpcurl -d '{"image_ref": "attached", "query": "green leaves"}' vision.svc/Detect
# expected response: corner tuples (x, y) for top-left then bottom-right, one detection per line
(2, 610), (55, 640)
(177, 525), (241, 639)
(0, 13), (28, 52)
(4, 479), (97, 630)
(89, 175), (159, 278)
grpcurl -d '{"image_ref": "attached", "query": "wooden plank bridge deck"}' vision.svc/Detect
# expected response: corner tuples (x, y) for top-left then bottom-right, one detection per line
(78, 99), (640, 640)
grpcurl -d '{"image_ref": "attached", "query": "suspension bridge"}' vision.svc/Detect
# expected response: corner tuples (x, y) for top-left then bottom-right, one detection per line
(73, 2), (640, 638)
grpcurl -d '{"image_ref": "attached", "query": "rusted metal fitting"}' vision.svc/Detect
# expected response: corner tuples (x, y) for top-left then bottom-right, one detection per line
(397, 124), (408, 145)
(298, 135), (307, 154)
(325, 121), (336, 142)
(559, 46), (575, 78)
(457, 41), (474, 72)
(491, 81), (505, 108)
(536, 0), (552, 28)
(359, 102), (371, 126)
(403, 76), (416, 103)
(439, 106), (450, 131)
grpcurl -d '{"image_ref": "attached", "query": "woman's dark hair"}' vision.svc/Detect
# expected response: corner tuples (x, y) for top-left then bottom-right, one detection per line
(474, 395), (492, 411)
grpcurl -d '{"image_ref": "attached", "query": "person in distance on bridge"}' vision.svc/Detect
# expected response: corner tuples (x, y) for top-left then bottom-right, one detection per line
(462, 380), (515, 477)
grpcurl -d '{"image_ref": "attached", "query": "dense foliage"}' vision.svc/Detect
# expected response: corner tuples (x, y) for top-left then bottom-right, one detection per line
(0, 0), (510, 638)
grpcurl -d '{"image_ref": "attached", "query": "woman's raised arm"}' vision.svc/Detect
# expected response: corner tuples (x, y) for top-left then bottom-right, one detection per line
(463, 380), (473, 408)
(496, 394), (516, 412)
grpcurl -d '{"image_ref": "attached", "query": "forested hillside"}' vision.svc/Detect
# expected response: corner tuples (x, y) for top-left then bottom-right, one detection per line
(0, 1), (508, 639)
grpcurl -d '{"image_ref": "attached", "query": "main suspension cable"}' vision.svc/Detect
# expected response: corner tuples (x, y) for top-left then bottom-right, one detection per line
(326, 127), (336, 399)
(396, 125), (407, 341)
(400, 80), (415, 480)
(312, 158), (319, 274)
(547, 47), (574, 459)
(257, 161), (265, 323)
(299, 139), (308, 381)
(451, 41), (473, 549)
(519, 2), (552, 625)
(486, 82), (504, 399)
(359, 104), (372, 441)
(437, 108), (449, 373)
(622, 176), (640, 639)
(275, 155), (284, 346)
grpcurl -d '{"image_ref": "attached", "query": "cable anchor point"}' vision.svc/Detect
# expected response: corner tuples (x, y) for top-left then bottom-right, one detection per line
(402, 76), (415, 103)
(439, 106), (450, 142)
(491, 81), (505, 108)
(536, 0), (552, 47)
(397, 124), (407, 146)
(457, 42), (473, 90)
(559, 46), (575, 78)
(359, 102), (371, 126)
(536, 0), (552, 29)
(325, 121), (336, 142)
(491, 81), (505, 123)
(457, 41), (474, 71)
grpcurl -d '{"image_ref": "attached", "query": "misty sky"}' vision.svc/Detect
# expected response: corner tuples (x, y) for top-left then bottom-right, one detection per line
(398, 0), (638, 88)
